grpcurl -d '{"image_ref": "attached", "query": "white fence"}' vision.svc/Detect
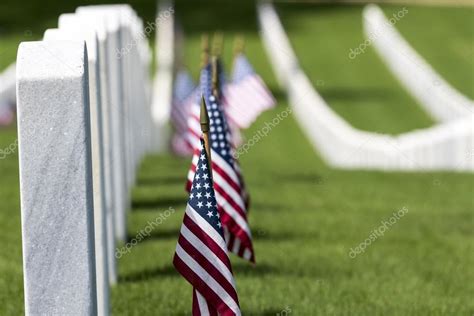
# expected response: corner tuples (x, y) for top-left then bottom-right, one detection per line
(258, 3), (473, 172)
(363, 4), (473, 122)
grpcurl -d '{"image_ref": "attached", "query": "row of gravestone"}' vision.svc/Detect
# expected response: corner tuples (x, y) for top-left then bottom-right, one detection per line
(16, 5), (154, 315)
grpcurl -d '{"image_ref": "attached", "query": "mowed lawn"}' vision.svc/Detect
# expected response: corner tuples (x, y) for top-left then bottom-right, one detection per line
(0, 1), (473, 315)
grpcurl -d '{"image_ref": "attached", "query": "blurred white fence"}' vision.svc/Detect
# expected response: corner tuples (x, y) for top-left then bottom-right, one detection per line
(363, 4), (473, 122)
(258, 2), (473, 172)
(0, 63), (16, 106)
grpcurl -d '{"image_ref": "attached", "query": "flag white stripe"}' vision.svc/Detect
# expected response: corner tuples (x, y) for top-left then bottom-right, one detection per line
(231, 238), (241, 254)
(181, 225), (236, 287)
(214, 191), (251, 236)
(176, 244), (240, 315)
(185, 205), (228, 253)
(213, 171), (245, 211)
(243, 248), (252, 260)
(211, 150), (240, 184)
(196, 291), (211, 316)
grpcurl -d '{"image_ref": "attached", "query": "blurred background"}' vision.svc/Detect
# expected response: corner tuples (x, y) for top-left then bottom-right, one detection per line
(0, 0), (472, 314)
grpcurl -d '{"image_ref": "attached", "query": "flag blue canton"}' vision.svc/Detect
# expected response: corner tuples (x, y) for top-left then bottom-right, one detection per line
(188, 141), (225, 238)
(231, 54), (255, 83)
(200, 63), (234, 164)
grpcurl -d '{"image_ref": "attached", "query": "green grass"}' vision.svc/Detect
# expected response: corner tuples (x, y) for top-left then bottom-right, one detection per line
(0, 1), (473, 315)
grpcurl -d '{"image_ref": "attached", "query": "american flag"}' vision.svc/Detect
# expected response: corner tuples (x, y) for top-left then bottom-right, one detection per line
(186, 61), (243, 150)
(224, 53), (275, 129)
(186, 63), (255, 262)
(184, 60), (250, 209)
(174, 139), (241, 316)
(171, 69), (198, 155)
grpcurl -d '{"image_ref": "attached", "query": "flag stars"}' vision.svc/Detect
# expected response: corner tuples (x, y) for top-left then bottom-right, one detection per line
(206, 202), (213, 208)
(203, 174), (209, 180)
(197, 201), (203, 208)
(203, 183), (210, 189)
(205, 192), (211, 199)
(206, 210), (213, 218)
(195, 183), (201, 189)
(200, 154), (205, 161)
(196, 192), (202, 199)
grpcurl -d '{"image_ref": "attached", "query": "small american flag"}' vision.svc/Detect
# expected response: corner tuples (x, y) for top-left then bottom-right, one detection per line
(186, 63), (255, 262)
(224, 53), (275, 129)
(172, 69), (196, 134)
(174, 139), (241, 316)
(186, 61), (243, 150)
(171, 69), (198, 155)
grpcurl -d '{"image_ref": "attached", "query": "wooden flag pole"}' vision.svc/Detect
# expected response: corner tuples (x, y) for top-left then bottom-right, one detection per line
(233, 34), (245, 57)
(212, 32), (224, 57)
(200, 95), (212, 168)
(201, 34), (210, 68)
(232, 35), (245, 74)
(211, 56), (219, 99)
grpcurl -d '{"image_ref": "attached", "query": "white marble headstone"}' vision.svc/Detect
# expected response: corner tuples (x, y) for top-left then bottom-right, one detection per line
(17, 41), (97, 315)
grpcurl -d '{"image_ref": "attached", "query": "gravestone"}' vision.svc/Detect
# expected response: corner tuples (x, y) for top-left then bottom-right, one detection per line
(76, 7), (128, 243)
(17, 41), (97, 315)
(43, 24), (110, 316)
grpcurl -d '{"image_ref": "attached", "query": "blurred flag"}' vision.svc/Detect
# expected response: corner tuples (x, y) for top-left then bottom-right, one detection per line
(0, 101), (14, 126)
(184, 63), (243, 150)
(171, 69), (197, 155)
(174, 139), (241, 316)
(216, 59), (243, 148)
(186, 63), (255, 262)
(224, 53), (275, 129)
(216, 58), (250, 210)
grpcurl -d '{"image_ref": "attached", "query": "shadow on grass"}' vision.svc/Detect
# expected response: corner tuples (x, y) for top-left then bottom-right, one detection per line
(119, 265), (179, 283)
(243, 309), (289, 316)
(135, 175), (187, 186)
(231, 262), (278, 276)
(132, 196), (186, 210)
(249, 202), (288, 213)
(275, 172), (326, 184)
(126, 227), (181, 243)
(252, 229), (310, 241)
(320, 87), (394, 103)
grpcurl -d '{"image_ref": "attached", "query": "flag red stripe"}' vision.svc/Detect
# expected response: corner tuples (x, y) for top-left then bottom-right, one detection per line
(173, 256), (237, 316)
